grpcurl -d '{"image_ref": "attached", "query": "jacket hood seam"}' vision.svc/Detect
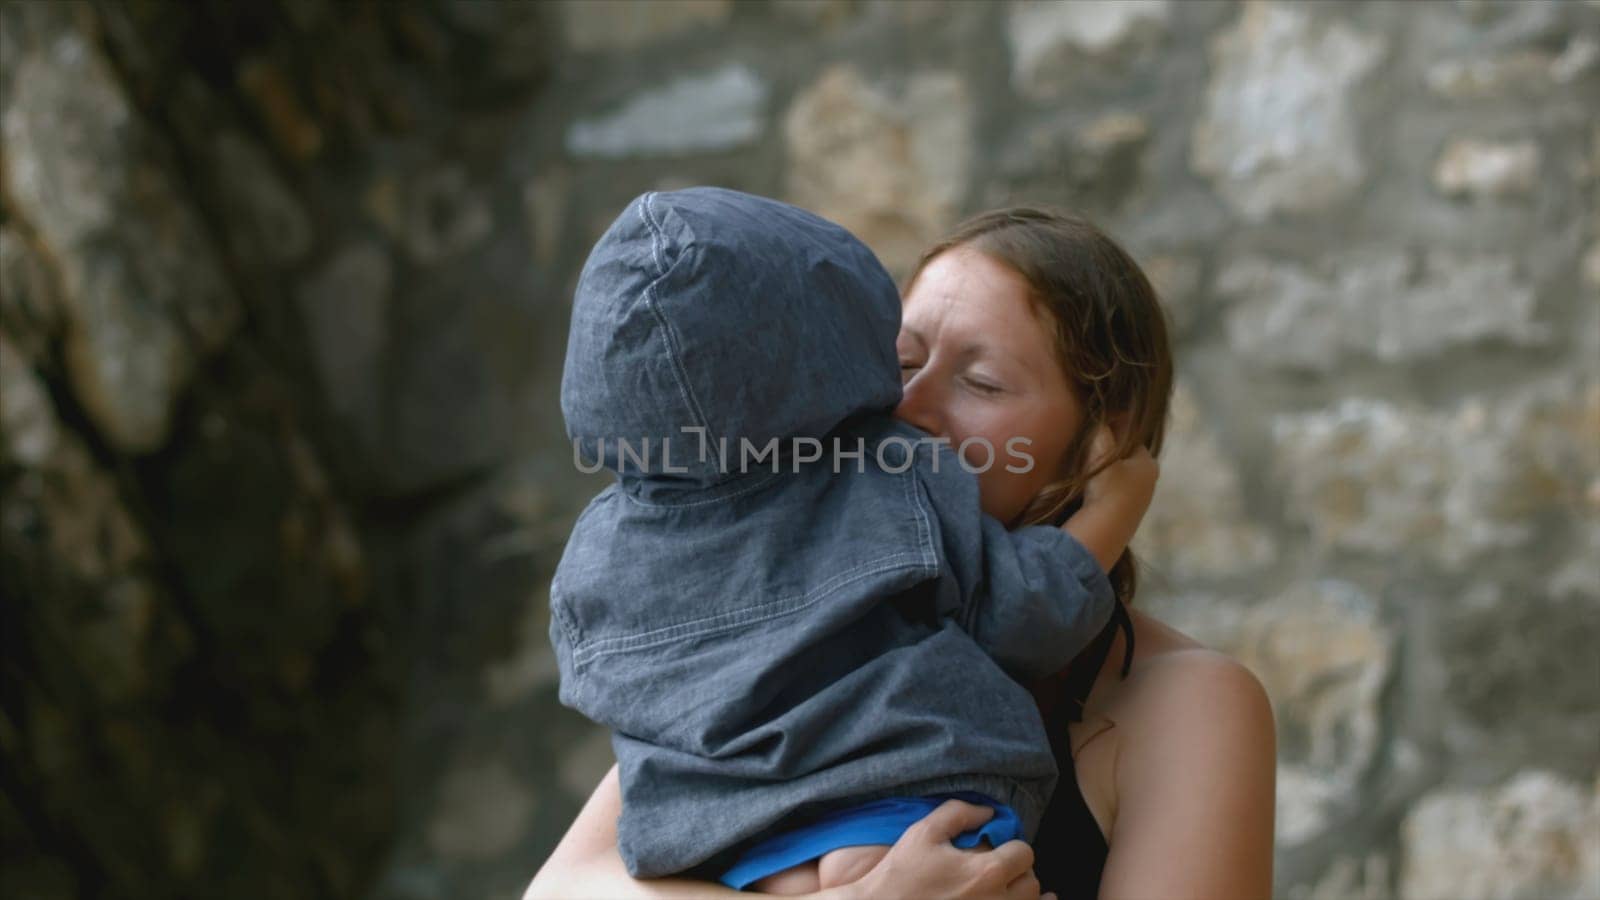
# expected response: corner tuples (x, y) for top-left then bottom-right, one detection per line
(637, 191), (719, 476)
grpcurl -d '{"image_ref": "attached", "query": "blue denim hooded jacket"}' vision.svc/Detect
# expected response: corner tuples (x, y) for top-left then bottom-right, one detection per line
(551, 187), (1116, 878)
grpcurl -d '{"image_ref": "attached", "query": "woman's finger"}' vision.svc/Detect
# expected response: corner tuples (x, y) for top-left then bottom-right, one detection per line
(1004, 868), (1043, 900)
(906, 799), (997, 844)
(986, 838), (1035, 879)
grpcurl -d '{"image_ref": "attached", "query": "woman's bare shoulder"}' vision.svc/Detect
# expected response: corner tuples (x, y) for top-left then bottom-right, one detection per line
(1088, 611), (1278, 897)
(1098, 609), (1274, 738)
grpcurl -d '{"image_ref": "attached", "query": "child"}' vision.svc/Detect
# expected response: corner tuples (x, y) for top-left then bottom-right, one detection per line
(550, 186), (1141, 890)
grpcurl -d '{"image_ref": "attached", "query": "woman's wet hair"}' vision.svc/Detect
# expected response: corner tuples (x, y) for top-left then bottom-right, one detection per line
(904, 207), (1175, 606)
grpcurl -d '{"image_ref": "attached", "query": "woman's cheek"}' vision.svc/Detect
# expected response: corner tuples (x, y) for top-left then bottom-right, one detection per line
(955, 436), (996, 471)
(977, 471), (1026, 524)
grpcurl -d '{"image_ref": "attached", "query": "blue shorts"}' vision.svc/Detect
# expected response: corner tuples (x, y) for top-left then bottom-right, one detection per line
(718, 791), (1025, 890)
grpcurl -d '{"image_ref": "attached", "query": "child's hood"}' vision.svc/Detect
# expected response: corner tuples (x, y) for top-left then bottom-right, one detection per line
(560, 186), (904, 495)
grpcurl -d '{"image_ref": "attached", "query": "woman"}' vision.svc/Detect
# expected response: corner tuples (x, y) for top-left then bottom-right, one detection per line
(526, 208), (1277, 900)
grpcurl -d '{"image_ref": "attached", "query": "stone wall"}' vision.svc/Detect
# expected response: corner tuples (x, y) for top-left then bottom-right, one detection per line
(1, 1), (1595, 898)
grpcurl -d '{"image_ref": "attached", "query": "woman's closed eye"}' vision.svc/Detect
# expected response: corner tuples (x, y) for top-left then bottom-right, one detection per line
(964, 376), (1004, 395)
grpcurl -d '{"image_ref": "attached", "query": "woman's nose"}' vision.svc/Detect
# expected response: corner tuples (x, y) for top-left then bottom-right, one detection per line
(894, 372), (945, 439)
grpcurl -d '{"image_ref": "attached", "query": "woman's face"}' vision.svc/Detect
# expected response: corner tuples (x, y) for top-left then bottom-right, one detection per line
(894, 246), (1086, 525)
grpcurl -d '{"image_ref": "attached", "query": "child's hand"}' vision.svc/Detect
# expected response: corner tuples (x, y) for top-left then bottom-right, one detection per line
(1056, 420), (1159, 575)
(1082, 420), (1159, 511)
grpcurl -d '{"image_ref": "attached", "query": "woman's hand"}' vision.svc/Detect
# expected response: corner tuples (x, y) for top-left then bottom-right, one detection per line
(836, 799), (1051, 900)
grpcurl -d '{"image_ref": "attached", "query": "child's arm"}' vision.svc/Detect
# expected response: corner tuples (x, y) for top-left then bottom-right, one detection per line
(1060, 427), (1160, 575)
(946, 424), (1158, 680)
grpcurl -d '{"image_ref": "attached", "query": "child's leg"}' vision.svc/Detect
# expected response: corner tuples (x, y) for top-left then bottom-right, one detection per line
(816, 845), (891, 889)
(747, 860), (821, 895)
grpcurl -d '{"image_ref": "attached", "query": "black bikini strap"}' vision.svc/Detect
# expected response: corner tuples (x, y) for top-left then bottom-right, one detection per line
(1062, 601), (1134, 723)
(1113, 600), (1134, 678)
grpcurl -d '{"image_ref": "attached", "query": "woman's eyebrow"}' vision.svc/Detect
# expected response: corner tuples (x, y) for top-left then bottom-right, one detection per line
(975, 344), (1028, 371)
(903, 325), (1027, 370)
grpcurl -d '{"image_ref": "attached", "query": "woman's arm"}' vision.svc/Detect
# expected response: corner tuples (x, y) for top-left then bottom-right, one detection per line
(525, 764), (755, 900)
(1099, 651), (1277, 900)
(525, 764), (1048, 900)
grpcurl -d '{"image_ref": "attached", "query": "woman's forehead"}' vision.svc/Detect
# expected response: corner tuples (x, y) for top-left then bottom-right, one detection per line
(901, 248), (1049, 352)
(906, 246), (1027, 302)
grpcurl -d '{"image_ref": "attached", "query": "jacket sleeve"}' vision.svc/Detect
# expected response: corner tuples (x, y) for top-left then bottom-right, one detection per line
(913, 448), (1117, 681)
(965, 516), (1117, 680)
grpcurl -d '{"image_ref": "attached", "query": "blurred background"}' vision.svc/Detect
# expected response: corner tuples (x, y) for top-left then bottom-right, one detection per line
(1, 0), (1595, 897)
